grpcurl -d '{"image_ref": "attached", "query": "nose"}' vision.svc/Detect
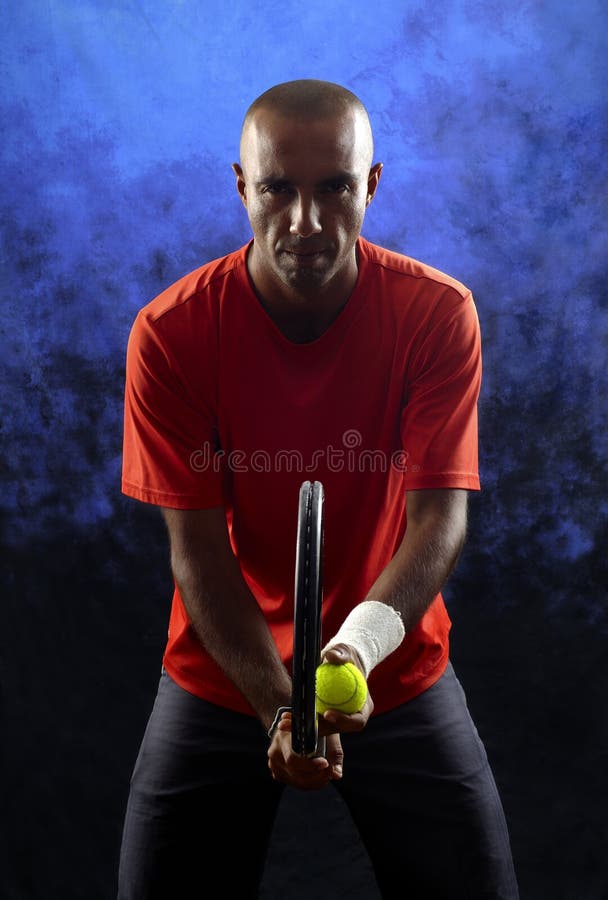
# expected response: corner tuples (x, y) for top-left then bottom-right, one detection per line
(289, 192), (322, 238)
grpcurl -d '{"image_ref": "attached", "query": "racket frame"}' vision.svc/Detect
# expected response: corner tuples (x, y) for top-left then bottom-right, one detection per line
(291, 480), (325, 757)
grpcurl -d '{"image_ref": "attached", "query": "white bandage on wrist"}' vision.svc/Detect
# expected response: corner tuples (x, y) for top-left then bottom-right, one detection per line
(322, 600), (406, 678)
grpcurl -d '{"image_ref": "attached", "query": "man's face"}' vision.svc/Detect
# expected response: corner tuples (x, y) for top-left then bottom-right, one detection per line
(233, 109), (382, 302)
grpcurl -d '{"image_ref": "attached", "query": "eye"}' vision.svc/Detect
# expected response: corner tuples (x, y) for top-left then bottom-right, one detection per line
(324, 181), (350, 194)
(262, 183), (292, 195)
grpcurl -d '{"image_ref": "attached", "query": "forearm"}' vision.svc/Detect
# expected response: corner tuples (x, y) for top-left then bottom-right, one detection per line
(365, 489), (467, 632)
(166, 512), (291, 730)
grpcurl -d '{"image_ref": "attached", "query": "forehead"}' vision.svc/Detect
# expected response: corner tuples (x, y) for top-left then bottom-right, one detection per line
(242, 110), (369, 179)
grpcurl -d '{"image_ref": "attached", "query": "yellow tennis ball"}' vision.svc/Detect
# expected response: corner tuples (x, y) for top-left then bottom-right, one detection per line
(316, 662), (368, 714)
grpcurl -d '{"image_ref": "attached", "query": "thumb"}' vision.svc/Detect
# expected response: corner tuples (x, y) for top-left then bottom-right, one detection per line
(323, 644), (348, 664)
(323, 643), (365, 673)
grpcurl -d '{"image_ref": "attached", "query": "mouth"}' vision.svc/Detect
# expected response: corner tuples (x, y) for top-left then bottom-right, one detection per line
(282, 247), (328, 263)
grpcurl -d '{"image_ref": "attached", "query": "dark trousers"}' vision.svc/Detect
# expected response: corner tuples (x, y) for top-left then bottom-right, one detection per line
(117, 663), (518, 899)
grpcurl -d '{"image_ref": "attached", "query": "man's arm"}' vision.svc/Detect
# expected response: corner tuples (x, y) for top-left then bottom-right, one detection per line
(320, 487), (467, 733)
(365, 487), (468, 630)
(161, 506), (292, 732)
(162, 505), (339, 789)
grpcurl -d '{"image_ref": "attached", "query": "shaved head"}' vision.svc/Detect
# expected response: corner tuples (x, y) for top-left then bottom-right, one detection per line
(232, 80), (383, 326)
(240, 79), (374, 170)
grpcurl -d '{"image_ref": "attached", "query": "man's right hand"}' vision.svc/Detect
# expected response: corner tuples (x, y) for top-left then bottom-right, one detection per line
(268, 712), (344, 790)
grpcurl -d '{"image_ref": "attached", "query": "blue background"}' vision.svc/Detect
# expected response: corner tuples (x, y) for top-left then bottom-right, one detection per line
(2, 1), (606, 897)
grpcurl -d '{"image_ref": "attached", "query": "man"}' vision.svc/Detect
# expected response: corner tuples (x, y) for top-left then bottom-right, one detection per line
(118, 79), (518, 898)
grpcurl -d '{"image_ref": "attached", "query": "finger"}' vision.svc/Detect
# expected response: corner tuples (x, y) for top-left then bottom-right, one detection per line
(325, 733), (344, 780)
(322, 711), (364, 733)
(269, 759), (332, 790)
(291, 763), (333, 790)
(269, 746), (329, 773)
(322, 643), (365, 673)
(291, 754), (329, 772)
(320, 686), (374, 732)
(322, 644), (350, 665)
(321, 704), (368, 733)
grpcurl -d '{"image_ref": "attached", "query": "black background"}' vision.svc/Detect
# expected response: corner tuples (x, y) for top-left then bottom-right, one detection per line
(4, 486), (607, 898)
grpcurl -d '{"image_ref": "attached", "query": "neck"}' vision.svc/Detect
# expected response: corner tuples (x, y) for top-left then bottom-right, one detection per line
(246, 244), (359, 343)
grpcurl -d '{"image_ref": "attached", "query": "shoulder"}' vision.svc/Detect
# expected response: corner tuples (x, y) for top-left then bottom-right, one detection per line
(127, 244), (249, 369)
(357, 237), (477, 339)
(133, 243), (249, 331)
(358, 237), (471, 301)
(357, 239), (479, 360)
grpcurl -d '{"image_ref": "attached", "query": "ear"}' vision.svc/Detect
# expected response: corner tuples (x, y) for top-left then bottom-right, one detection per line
(365, 162), (383, 207)
(232, 163), (247, 207)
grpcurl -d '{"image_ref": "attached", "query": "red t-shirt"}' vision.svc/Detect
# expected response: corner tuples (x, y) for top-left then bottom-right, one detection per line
(122, 237), (481, 715)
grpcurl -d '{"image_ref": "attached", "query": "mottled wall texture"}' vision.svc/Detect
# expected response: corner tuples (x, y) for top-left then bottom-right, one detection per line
(2, 2), (606, 898)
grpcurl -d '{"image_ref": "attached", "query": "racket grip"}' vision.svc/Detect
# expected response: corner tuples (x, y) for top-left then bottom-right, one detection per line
(315, 734), (327, 758)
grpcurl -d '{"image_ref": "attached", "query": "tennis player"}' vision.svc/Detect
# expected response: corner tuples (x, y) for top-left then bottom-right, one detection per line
(117, 79), (519, 898)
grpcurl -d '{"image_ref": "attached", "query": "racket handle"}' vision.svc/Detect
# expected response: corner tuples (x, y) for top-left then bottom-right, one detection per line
(315, 734), (326, 758)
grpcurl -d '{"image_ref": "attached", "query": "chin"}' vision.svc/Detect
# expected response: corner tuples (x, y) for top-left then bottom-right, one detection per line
(282, 267), (332, 293)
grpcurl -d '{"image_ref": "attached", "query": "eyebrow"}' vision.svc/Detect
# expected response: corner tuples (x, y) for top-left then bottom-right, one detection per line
(255, 171), (359, 187)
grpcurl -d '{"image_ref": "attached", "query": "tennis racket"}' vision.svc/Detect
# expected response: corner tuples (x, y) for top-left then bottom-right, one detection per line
(291, 480), (325, 758)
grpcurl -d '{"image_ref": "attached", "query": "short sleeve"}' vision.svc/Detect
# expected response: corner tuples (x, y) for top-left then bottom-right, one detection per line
(400, 291), (482, 491)
(121, 308), (224, 508)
